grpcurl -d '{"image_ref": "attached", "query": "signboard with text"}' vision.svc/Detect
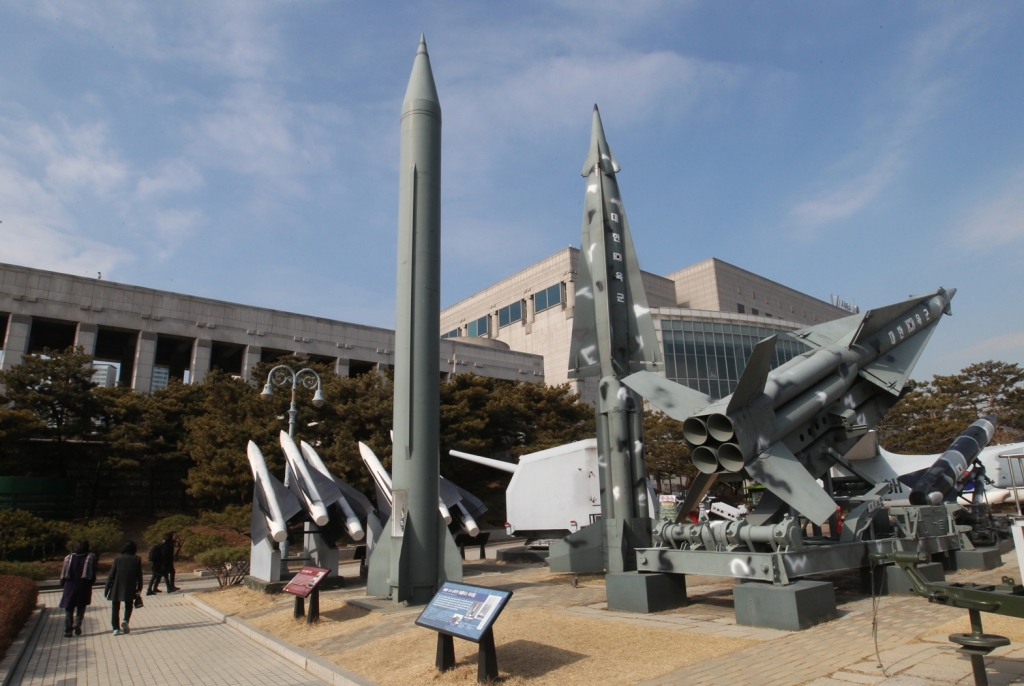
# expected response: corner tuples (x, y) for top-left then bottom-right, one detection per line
(415, 582), (512, 643)
(282, 566), (329, 598)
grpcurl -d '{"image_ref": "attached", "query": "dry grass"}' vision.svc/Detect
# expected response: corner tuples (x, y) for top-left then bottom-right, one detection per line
(197, 586), (280, 617)
(246, 598), (389, 648)
(924, 613), (1024, 643)
(329, 607), (755, 686)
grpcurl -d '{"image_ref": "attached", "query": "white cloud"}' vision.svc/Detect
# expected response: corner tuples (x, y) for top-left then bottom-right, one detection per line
(136, 159), (204, 198)
(957, 171), (1024, 247)
(788, 10), (990, 235)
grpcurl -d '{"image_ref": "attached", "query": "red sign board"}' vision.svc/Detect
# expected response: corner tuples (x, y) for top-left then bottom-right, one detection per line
(282, 566), (329, 598)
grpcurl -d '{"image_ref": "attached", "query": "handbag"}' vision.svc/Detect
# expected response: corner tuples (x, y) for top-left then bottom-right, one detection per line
(134, 593), (144, 609)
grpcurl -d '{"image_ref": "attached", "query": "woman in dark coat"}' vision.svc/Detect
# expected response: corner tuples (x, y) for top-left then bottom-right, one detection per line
(59, 540), (97, 638)
(105, 540), (143, 635)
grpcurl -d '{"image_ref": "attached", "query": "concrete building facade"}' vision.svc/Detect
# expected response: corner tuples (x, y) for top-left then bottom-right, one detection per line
(439, 249), (851, 402)
(0, 262), (544, 392)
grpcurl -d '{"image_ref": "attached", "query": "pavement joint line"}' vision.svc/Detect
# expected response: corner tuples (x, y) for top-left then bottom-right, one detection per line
(185, 592), (377, 686)
(0, 605), (47, 686)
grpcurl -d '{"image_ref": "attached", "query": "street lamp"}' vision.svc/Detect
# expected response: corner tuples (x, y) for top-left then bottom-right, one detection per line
(261, 364), (325, 573)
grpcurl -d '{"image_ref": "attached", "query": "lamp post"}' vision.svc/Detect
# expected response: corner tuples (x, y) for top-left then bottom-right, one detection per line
(261, 365), (325, 574)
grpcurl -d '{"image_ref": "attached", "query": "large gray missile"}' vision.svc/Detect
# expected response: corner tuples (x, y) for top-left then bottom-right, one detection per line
(624, 288), (955, 526)
(367, 35), (460, 603)
(555, 106), (660, 574)
(910, 415), (997, 506)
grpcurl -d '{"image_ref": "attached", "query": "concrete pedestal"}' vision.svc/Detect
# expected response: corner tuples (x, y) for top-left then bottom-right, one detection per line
(249, 539), (282, 583)
(605, 572), (687, 614)
(956, 547), (1003, 571)
(1013, 521), (1024, 580)
(734, 580), (837, 631)
(496, 546), (548, 564)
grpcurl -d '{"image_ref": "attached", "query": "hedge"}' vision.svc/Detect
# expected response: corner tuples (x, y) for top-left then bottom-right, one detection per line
(0, 575), (38, 662)
(0, 562), (49, 582)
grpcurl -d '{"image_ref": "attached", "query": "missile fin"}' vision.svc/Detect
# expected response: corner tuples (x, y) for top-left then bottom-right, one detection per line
(306, 466), (343, 508)
(454, 484), (488, 519)
(726, 335), (777, 414)
(335, 479), (375, 518)
(438, 477), (461, 508)
(745, 442), (838, 526)
(618, 211), (660, 373)
(621, 370), (712, 422)
(791, 312), (863, 349)
(269, 475), (302, 522)
(850, 291), (942, 349)
(251, 487), (273, 543)
(859, 319), (939, 395)
(568, 194), (602, 379)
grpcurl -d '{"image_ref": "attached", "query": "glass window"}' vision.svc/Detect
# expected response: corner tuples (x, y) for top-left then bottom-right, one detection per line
(737, 303), (745, 314)
(467, 316), (489, 337)
(441, 329), (460, 339)
(751, 308), (759, 315)
(498, 301), (522, 328)
(534, 283), (562, 313)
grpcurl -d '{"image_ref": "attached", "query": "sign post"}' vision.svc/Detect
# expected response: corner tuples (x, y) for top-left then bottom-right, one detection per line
(415, 582), (513, 683)
(283, 566), (329, 624)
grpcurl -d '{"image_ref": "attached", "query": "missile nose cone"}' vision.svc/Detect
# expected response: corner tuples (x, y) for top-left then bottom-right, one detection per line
(581, 104), (619, 176)
(403, 34), (441, 119)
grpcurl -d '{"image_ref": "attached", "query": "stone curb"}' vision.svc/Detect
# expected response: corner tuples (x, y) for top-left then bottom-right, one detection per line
(0, 604), (47, 686)
(186, 593), (377, 686)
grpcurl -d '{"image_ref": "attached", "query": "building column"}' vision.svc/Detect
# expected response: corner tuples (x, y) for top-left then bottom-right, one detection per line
(132, 331), (158, 393)
(190, 339), (212, 385)
(241, 345), (261, 382)
(74, 323), (98, 356)
(1, 314), (31, 371)
(334, 357), (350, 378)
(525, 296), (534, 334)
(565, 280), (575, 319)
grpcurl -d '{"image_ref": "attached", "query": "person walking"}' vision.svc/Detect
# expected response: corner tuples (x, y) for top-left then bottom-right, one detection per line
(146, 537), (165, 595)
(105, 540), (143, 635)
(164, 531), (180, 592)
(59, 540), (97, 638)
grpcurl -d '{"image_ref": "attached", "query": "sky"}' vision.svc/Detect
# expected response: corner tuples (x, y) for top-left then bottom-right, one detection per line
(1, 1), (1023, 380)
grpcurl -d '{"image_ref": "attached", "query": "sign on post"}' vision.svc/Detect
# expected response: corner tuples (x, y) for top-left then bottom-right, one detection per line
(283, 566), (329, 623)
(416, 582), (513, 682)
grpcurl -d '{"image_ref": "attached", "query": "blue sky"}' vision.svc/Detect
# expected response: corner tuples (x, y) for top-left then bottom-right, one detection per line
(1, 2), (1023, 379)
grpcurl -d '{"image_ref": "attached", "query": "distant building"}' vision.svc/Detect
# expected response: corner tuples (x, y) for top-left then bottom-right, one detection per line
(0, 263), (543, 392)
(440, 249), (849, 403)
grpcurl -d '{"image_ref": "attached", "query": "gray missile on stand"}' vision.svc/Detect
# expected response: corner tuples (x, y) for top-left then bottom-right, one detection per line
(624, 288), (956, 527)
(910, 415), (997, 506)
(548, 106), (661, 577)
(364, 35), (462, 604)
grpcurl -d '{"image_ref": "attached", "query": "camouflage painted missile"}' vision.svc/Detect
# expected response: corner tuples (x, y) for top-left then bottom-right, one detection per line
(624, 288), (955, 526)
(558, 106), (660, 574)
(910, 414), (996, 506)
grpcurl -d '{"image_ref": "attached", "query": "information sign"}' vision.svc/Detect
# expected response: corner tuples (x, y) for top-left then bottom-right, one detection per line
(658, 494), (677, 521)
(415, 582), (512, 643)
(282, 566), (329, 598)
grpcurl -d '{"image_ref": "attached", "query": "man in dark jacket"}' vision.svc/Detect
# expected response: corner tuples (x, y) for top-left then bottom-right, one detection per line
(105, 540), (143, 635)
(147, 531), (179, 594)
(59, 540), (97, 638)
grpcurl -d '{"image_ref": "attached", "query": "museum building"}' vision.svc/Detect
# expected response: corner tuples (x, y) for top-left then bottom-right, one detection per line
(0, 262), (544, 391)
(439, 249), (852, 403)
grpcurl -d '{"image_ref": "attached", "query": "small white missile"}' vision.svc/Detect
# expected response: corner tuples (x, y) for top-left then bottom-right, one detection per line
(454, 501), (479, 537)
(360, 441), (451, 524)
(280, 431), (329, 526)
(300, 441), (365, 541)
(247, 441), (288, 542)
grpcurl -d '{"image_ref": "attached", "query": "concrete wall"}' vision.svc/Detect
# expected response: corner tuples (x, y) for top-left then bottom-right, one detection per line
(0, 263), (544, 392)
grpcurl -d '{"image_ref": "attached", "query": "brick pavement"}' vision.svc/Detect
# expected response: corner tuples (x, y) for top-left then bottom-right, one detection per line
(11, 584), (326, 686)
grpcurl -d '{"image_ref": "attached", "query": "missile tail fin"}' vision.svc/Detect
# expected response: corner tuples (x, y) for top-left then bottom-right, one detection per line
(618, 212), (659, 373)
(745, 442), (838, 526)
(621, 371), (713, 423)
(850, 291), (941, 349)
(568, 210), (602, 379)
(726, 335), (777, 413)
(269, 474), (302, 522)
(859, 319), (939, 395)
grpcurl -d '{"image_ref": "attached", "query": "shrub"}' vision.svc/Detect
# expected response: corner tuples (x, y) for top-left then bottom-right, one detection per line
(0, 562), (49, 582)
(144, 515), (197, 556)
(0, 575), (38, 661)
(64, 518), (123, 554)
(198, 505), (251, 537)
(180, 533), (226, 559)
(195, 546), (250, 587)
(0, 510), (47, 561)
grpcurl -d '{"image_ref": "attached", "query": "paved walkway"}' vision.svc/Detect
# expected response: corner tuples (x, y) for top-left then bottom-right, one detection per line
(11, 581), (325, 686)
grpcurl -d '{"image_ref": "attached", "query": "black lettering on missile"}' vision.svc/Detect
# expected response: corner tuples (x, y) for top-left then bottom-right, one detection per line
(612, 233), (621, 243)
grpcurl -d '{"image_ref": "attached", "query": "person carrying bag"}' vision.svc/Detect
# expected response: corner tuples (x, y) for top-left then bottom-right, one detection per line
(105, 540), (144, 635)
